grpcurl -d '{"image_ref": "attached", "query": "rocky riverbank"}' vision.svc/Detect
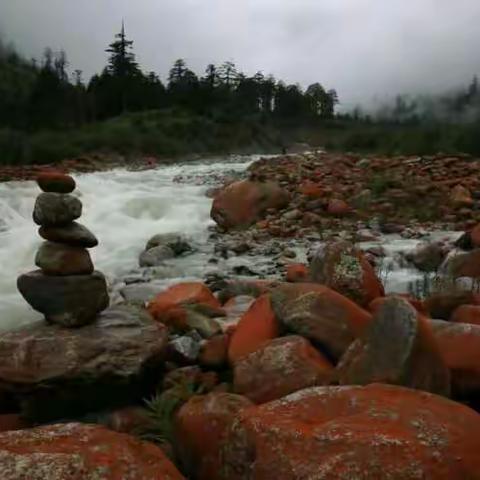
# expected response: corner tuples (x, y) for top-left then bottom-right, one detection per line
(1, 155), (480, 479)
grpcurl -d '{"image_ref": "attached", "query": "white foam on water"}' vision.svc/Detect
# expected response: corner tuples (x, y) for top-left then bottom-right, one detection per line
(0, 156), (256, 331)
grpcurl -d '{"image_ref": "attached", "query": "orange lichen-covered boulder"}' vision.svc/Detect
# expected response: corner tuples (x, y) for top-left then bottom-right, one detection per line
(36, 171), (76, 194)
(309, 240), (384, 307)
(271, 283), (372, 360)
(233, 335), (333, 404)
(221, 384), (480, 480)
(211, 180), (289, 229)
(337, 297), (451, 397)
(148, 282), (221, 321)
(174, 393), (253, 480)
(0, 422), (185, 479)
(285, 263), (309, 282)
(431, 319), (480, 398)
(228, 295), (280, 364)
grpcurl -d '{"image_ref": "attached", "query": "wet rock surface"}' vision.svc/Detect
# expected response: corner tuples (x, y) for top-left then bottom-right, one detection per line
(0, 423), (184, 480)
(0, 304), (168, 421)
(221, 384), (480, 480)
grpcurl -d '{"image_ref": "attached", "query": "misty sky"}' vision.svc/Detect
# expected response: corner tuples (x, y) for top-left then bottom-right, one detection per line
(1, 0), (480, 109)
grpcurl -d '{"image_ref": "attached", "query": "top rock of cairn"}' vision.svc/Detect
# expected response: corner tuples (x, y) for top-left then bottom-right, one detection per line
(36, 171), (76, 194)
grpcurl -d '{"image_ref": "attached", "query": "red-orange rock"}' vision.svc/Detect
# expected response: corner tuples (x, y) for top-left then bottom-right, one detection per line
(327, 198), (350, 216)
(431, 319), (480, 398)
(0, 414), (27, 433)
(233, 335), (333, 403)
(228, 295), (280, 364)
(451, 304), (480, 326)
(211, 180), (289, 229)
(299, 181), (323, 198)
(271, 283), (372, 359)
(221, 384), (480, 480)
(148, 282), (221, 321)
(337, 297), (450, 397)
(0, 422), (184, 479)
(199, 334), (229, 368)
(310, 241), (384, 307)
(285, 263), (309, 282)
(174, 393), (253, 480)
(36, 171), (76, 193)
(470, 224), (480, 248)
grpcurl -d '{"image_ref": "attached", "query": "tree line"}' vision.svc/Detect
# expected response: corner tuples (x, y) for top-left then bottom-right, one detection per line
(0, 24), (339, 131)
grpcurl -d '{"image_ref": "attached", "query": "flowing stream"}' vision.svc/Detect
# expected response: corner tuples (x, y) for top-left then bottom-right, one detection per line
(0, 155), (460, 332)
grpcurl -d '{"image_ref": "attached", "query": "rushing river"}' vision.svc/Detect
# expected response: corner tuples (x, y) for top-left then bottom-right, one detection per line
(0, 155), (460, 332)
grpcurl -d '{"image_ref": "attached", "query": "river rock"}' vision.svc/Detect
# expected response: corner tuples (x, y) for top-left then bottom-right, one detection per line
(211, 180), (290, 230)
(228, 294), (280, 364)
(221, 384), (480, 480)
(233, 335), (333, 404)
(39, 221), (98, 248)
(36, 171), (76, 193)
(442, 248), (480, 278)
(33, 192), (82, 227)
(146, 233), (193, 255)
(405, 241), (447, 272)
(0, 423), (184, 480)
(336, 297), (451, 397)
(17, 270), (109, 327)
(139, 245), (175, 267)
(271, 283), (372, 360)
(309, 240), (384, 307)
(174, 393), (253, 480)
(0, 305), (168, 422)
(34, 241), (93, 276)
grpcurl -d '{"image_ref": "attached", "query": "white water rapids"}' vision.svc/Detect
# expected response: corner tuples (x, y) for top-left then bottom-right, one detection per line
(0, 154), (460, 332)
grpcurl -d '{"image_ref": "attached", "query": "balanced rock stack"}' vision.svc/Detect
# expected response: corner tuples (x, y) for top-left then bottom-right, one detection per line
(17, 172), (109, 327)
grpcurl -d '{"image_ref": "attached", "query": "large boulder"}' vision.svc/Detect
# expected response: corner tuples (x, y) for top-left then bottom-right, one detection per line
(270, 283), (372, 360)
(0, 423), (184, 480)
(233, 336), (333, 404)
(0, 305), (168, 421)
(33, 192), (82, 227)
(228, 295), (280, 364)
(309, 240), (384, 307)
(221, 384), (480, 480)
(39, 221), (98, 248)
(17, 270), (109, 327)
(337, 297), (451, 397)
(211, 180), (289, 229)
(431, 319), (480, 399)
(35, 241), (93, 276)
(174, 393), (253, 480)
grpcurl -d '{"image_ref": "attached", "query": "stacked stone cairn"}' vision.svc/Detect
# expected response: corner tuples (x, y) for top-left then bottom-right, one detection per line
(17, 172), (109, 327)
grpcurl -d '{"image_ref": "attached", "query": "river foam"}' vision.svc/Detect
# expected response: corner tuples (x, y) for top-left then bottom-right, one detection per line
(0, 156), (256, 330)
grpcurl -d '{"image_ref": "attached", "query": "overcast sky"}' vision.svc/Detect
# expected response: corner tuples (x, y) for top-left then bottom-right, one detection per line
(1, 0), (479, 109)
